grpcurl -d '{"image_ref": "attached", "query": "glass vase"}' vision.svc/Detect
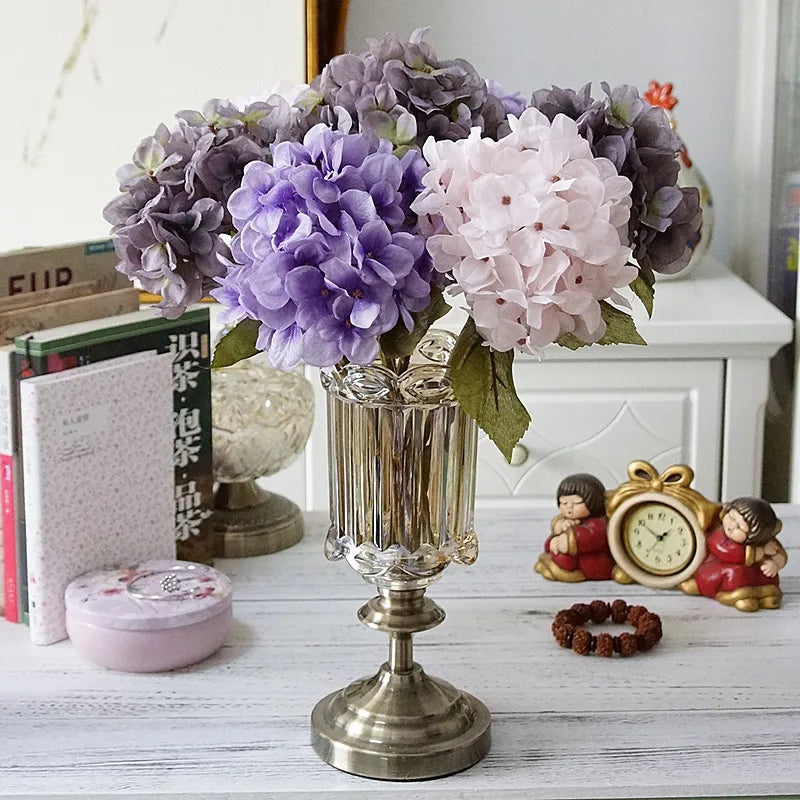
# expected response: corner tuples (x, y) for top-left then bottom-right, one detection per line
(210, 358), (314, 557)
(310, 331), (491, 781)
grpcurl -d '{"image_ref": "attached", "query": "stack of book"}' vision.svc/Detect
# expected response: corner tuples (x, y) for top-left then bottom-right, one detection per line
(0, 241), (214, 644)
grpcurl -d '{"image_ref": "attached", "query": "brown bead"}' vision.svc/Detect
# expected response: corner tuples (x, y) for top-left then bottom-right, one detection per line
(611, 599), (629, 624)
(637, 628), (660, 651)
(626, 605), (648, 625)
(639, 614), (663, 639)
(572, 628), (592, 655)
(596, 633), (614, 657)
(552, 622), (575, 647)
(618, 632), (639, 657)
(636, 615), (662, 641)
(570, 603), (592, 623)
(590, 599), (610, 623)
(552, 617), (567, 635)
(554, 609), (578, 626)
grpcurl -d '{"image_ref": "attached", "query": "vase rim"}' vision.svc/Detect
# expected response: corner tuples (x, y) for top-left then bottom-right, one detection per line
(322, 361), (458, 409)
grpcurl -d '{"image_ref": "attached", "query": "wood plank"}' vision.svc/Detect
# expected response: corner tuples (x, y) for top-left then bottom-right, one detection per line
(220, 508), (800, 602)
(1, 593), (798, 720)
(1, 710), (798, 798)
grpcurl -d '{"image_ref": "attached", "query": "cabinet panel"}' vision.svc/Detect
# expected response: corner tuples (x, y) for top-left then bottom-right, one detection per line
(476, 359), (724, 507)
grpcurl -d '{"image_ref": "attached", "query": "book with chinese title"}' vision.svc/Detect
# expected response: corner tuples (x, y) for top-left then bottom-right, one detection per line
(21, 351), (175, 645)
(12, 307), (213, 611)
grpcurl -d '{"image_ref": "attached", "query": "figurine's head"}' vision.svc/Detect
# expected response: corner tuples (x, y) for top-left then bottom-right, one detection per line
(557, 473), (606, 520)
(721, 497), (781, 546)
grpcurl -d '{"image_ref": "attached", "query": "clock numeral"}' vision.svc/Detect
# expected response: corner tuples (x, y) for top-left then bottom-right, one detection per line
(658, 512), (665, 520)
(667, 554), (672, 562)
(635, 541), (642, 549)
(655, 556), (661, 563)
(678, 526), (685, 534)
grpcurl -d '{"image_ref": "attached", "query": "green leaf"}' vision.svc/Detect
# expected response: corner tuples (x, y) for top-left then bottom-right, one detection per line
(555, 332), (586, 351)
(450, 318), (531, 463)
(630, 275), (655, 318)
(599, 300), (646, 346)
(380, 288), (451, 360)
(211, 318), (260, 368)
(555, 302), (646, 350)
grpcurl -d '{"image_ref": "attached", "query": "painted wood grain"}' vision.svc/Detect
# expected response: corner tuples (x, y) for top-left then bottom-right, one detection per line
(1, 506), (800, 798)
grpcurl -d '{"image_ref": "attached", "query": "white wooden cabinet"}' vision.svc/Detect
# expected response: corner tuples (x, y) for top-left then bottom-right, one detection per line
(258, 258), (792, 510)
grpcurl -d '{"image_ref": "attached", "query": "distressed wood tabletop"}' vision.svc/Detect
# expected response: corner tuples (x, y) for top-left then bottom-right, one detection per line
(1, 506), (799, 799)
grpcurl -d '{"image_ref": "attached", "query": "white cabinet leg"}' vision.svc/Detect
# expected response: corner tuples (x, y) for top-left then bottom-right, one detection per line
(722, 358), (769, 499)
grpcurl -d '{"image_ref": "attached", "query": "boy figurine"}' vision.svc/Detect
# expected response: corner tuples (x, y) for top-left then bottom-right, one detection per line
(535, 473), (619, 582)
(680, 497), (787, 611)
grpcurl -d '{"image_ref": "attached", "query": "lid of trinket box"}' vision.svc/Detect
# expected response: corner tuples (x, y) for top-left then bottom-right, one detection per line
(65, 560), (233, 631)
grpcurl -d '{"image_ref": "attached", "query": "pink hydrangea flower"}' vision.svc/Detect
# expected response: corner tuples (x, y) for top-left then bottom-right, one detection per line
(412, 107), (638, 352)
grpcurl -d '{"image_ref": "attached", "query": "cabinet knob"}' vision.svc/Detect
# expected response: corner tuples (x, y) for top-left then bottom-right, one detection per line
(509, 443), (529, 466)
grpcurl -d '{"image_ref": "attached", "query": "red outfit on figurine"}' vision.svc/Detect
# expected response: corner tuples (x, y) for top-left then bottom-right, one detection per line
(680, 497), (787, 612)
(534, 472), (623, 583)
(695, 527), (779, 597)
(543, 516), (615, 581)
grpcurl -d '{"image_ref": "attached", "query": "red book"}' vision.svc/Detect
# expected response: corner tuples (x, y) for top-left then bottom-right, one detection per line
(0, 345), (19, 621)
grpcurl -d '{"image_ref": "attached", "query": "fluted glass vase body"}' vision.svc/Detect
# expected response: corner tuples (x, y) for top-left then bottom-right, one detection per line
(322, 335), (479, 589)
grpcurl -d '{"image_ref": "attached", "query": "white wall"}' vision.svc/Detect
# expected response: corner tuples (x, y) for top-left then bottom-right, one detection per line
(345, 0), (741, 268)
(0, 0), (306, 253)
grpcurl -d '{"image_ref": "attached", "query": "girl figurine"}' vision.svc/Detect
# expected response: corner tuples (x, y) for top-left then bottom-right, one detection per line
(680, 497), (787, 611)
(535, 473), (620, 582)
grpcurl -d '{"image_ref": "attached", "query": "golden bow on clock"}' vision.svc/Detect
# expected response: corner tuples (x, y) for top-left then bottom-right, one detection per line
(605, 460), (721, 532)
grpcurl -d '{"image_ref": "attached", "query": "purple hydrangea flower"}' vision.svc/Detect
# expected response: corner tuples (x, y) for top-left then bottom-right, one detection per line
(212, 124), (432, 369)
(530, 82), (702, 280)
(487, 80), (527, 117)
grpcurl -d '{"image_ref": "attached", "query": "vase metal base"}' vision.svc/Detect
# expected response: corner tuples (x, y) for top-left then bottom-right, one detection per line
(311, 661), (491, 781)
(212, 482), (303, 558)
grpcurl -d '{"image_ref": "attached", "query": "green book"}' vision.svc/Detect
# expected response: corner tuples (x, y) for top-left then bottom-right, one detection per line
(11, 307), (214, 620)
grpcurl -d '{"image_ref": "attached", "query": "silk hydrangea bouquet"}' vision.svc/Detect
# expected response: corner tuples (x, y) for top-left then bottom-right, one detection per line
(105, 29), (701, 461)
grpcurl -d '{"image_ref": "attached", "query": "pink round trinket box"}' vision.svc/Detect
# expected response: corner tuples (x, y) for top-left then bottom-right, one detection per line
(65, 560), (233, 672)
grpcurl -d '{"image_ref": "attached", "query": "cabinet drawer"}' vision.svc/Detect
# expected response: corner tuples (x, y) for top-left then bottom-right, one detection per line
(476, 359), (724, 507)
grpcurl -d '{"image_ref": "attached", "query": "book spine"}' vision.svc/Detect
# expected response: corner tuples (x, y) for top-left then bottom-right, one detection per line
(0, 350), (17, 622)
(19, 380), (44, 642)
(13, 350), (47, 626)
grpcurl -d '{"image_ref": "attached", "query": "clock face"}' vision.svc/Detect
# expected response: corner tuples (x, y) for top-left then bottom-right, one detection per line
(623, 502), (696, 576)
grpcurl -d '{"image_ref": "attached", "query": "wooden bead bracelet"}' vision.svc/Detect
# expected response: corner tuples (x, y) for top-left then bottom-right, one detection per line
(552, 599), (662, 657)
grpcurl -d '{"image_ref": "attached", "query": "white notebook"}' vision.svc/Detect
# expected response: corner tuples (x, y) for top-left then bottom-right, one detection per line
(21, 351), (175, 645)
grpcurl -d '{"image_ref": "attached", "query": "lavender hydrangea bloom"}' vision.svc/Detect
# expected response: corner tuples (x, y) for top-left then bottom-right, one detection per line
(530, 82), (702, 279)
(212, 124), (432, 369)
(315, 27), (506, 148)
(104, 95), (299, 316)
(487, 80), (527, 117)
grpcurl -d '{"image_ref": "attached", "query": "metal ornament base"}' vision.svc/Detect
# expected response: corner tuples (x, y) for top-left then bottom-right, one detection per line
(212, 480), (303, 558)
(311, 588), (491, 781)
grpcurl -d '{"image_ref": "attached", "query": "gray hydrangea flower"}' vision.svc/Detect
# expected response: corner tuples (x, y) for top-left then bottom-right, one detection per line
(105, 94), (300, 315)
(531, 81), (701, 279)
(317, 27), (505, 146)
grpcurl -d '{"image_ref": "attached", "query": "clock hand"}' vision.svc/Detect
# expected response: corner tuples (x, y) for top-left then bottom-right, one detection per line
(657, 529), (673, 541)
(642, 524), (660, 539)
